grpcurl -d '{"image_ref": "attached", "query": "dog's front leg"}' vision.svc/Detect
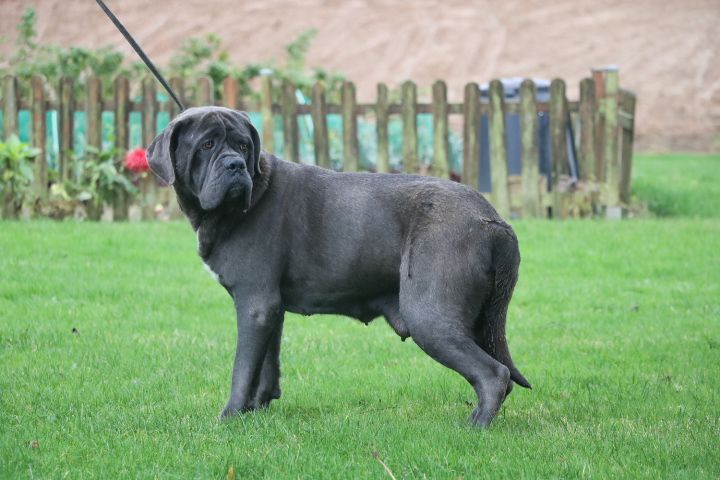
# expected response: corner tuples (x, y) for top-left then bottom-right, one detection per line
(220, 295), (282, 419)
(254, 320), (284, 408)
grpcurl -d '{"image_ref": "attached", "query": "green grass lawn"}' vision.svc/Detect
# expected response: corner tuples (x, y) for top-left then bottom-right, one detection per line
(632, 153), (720, 218)
(1, 154), (719, 478)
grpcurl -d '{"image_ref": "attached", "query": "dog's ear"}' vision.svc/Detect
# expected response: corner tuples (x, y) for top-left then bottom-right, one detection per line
(147, 121), (181, 186)
(237, 111), (262, 177)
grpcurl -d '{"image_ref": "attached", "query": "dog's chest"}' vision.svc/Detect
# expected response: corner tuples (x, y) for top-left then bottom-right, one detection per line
(197, 229), (222, 284)
(202, 260), (220, 283)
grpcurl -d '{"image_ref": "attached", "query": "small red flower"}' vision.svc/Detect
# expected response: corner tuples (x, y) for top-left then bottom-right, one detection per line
(125, 147), (149, 173)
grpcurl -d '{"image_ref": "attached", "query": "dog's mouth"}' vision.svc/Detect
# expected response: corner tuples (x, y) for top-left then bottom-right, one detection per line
(197, 168), (253, 212)
(225, 176), (252, 211)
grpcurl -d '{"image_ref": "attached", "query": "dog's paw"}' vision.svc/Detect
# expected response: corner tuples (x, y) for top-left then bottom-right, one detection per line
(219, 401), (255, 421)
(254, 386), (281, 409)
(468, 406), (494, 428)
(218, 405), (238, 421)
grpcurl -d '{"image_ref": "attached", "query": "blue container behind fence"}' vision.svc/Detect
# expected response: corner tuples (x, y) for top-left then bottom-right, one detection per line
(478, 78), (578, 193)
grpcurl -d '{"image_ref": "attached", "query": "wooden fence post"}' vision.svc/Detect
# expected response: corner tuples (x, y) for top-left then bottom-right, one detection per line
(282, 80), (299, 163)
(603, 68), (621, 215)
(164, 78), (183, 219)
(311, 81), (330, 169)
(58, 76), (74, 182)
(113, 75), (130, 220)
(86, 75), (102, 154)
(31, 75), (47, 201)
(260, 76), (274, 153)
(169, 77), (184, 118)
(2, 75), (18, 139)
(114, 76), (130, 153)
(432, 80), (450, 179)
(142, 76), (158, 219)
(519, 79), (541, 218)
(222, 77), (238, 109)
(0, 76), (17, 216)
(462, 82), (480, 190)
(488, 79), (510, 218)
(85, 75), (103, 219)
(549, 78), (568, 218)
(592, 68), (606, 182)
(376, 83), (390, 173)
(197, 76), (214, 106)
(619, 90), (637, 205)
(401, 80), (418, 174)
(578, 78), (597, 183)
(1, 75), (18, 217)
(142, 76), (158, 146)
(341, 81), (359, 172)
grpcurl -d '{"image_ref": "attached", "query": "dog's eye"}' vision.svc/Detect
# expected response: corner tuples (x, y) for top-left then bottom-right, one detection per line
(239, 143), (248, 152)
(201, 140), (214, 150)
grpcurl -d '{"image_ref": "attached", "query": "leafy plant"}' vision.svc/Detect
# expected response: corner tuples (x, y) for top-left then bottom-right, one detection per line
(49, 147), (136, 220)
(271, 29), (345, 101)
(2, 8), (345, 105)
(167, 29), (345, 102)
(0, 135), (39, 218)
(0, 7), (144, 98)
(168, 33), (256, 99)
(169, 34), (226, 80)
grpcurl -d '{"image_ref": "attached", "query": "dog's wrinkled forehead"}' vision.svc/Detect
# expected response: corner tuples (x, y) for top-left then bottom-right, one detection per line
(177, 108), (259, 159)
(183, 109), (253, 141)
(147, 106), (261, 186)
(178, 110), (226, 148)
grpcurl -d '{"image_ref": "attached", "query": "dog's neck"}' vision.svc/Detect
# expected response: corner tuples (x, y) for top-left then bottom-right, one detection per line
(176, 153), (274, 259)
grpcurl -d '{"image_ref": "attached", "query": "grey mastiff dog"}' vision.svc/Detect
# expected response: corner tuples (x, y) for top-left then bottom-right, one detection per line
(147, 106), (531, 427)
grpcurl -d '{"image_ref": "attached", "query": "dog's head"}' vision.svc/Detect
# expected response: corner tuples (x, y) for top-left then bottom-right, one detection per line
(147, 106), (261, 211)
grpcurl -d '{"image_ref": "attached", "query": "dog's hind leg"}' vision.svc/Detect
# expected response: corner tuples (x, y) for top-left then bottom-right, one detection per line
(403, 308), (511, 427)
(474, 298), (531, 397)
(398, 227), (512, 427)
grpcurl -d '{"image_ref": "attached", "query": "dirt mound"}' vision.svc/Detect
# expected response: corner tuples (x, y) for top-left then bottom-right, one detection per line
(1, 0), (718, 152)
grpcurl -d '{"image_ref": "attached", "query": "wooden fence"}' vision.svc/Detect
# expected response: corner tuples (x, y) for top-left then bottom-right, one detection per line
(0, 66), (636, 219)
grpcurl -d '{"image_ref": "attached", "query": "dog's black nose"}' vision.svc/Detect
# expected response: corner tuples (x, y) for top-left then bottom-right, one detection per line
(224, 157), (246, 172)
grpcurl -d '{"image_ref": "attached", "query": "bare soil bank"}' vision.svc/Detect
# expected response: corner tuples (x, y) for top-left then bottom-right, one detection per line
(1, 0), (718, 152)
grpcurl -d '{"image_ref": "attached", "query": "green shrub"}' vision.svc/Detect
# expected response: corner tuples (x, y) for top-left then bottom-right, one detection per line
(1, 8), (343, 105)
(167, 29), (345, 102)
(0, 135), (39, 218)
(47, 147), (136, 220)
(0, 8), (144, 99)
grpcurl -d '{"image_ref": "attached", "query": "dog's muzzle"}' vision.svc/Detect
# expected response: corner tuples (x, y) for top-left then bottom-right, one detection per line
(220, 154), (247, 174)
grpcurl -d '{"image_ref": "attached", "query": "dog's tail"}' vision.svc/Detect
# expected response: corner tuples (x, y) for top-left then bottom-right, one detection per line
(474, 222), (532, 389)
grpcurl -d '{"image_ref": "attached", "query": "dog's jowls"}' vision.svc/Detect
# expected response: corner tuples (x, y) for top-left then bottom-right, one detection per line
(147, 106), (530, 427)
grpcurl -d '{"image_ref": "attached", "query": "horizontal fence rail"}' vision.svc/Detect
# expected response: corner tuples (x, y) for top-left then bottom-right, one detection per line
(0, 67), (636, 220)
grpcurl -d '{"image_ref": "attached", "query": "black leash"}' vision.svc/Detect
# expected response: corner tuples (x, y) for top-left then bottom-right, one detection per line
(95, 0), (185, 112)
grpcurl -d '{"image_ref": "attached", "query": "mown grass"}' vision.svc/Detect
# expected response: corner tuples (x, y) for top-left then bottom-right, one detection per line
(632, 153), (720, 218)
(1, 154), (719, 478)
